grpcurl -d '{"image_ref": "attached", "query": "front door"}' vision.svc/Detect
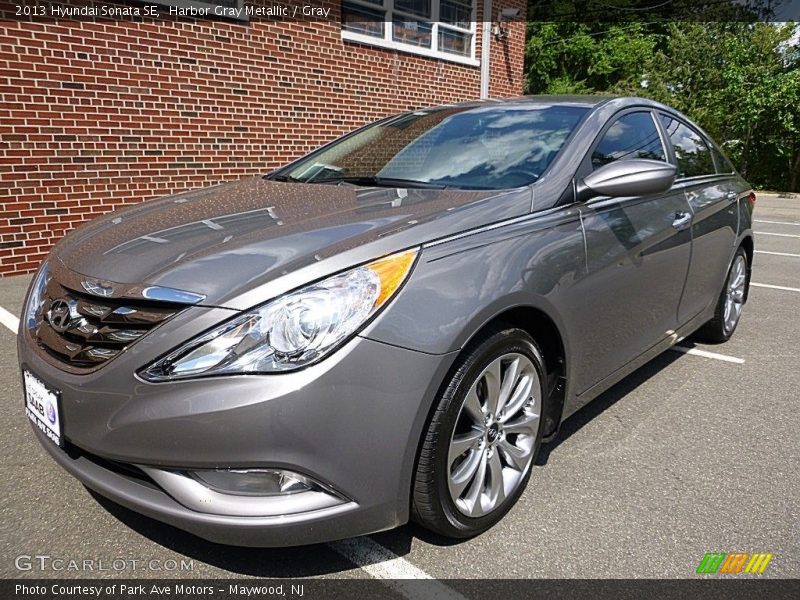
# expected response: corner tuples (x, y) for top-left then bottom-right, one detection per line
(570, 110), (693, 395)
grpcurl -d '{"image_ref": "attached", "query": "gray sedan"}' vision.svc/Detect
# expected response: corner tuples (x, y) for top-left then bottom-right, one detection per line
(18, 96), (753, 545)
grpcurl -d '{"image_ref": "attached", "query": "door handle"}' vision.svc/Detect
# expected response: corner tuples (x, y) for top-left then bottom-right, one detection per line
(726, 191), (738, 202)
(672, 211), (693, 230)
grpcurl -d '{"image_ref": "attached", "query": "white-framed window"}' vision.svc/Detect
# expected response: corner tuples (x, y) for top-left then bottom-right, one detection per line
(342, 0), (479, 66)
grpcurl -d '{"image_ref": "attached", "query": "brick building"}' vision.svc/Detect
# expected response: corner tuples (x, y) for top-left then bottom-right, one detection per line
(0, 1), (527, 276)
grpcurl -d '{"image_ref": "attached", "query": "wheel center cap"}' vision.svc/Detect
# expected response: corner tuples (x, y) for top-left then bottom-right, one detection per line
(486, 423), (500, 443)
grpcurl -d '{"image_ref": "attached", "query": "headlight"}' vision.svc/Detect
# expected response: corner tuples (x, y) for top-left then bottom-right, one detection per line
(25, 262), (50, 330)
(141, 249), (418, 380)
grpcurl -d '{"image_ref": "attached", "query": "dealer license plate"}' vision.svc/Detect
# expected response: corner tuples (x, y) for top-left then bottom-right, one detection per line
(24, 370), (62, 447)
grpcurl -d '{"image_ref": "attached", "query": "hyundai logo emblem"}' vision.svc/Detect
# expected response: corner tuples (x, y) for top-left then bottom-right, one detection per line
(47, 299), (73, 333)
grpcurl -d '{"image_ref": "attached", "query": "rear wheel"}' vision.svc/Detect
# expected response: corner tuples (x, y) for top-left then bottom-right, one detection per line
(695, 247), (749, 343)
(412, 327), (546, 538)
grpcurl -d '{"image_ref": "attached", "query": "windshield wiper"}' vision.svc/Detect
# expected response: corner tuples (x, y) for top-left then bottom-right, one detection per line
(265, 174), (301, 182)
(310, 176), (447, 189)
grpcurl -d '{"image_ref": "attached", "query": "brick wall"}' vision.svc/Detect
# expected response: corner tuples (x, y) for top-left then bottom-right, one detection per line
(0, 2), (527, 276)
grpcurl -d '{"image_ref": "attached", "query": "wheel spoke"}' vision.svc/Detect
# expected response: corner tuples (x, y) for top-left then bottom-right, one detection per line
(449, 447), (484, 499)
(483, 359), (502, 416)
(734, 260), (746, 286)
(462, 449), (488, 516)
(487, 450), (506, 507)
(463, 386), (485, 427)
(499, 373), (533, 423)
(503, 412), (540, 436)
(498, 439), (529, 471)
(496, 357), (520, 416)
(448, 429), (483, 467)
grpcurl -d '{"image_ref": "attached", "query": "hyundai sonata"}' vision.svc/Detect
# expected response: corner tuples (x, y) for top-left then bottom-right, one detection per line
(19, 96), (753, 545)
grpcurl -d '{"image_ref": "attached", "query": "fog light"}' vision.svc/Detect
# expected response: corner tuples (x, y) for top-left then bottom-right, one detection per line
(189, 469), (320, 496)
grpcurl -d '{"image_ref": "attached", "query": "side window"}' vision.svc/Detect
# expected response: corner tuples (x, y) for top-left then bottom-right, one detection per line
(592, 111), (666, 169)
(659, 115), (715, 178)
(710, 143), (735, 174)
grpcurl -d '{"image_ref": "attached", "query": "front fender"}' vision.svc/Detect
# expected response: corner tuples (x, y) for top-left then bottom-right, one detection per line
(360, 207), (586, 362)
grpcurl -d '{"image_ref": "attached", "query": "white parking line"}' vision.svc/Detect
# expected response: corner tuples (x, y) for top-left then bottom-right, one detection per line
(754, 231), (800, 239)
(669, 346), (745, 364)
(755, 219), (800, 226)
(328, 537), (465, 599)
(751, 282), (800, 293)
(0, 306), (19, 334)
(755, 250), (800, 258)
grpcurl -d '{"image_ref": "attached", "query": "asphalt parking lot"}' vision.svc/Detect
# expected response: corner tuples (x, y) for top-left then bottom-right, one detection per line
(0, 193), (797, 584)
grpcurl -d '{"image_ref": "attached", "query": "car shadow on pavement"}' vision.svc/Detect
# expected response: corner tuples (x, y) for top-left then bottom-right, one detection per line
(535, 349), (683, 466)
(88, 348), (686, 576)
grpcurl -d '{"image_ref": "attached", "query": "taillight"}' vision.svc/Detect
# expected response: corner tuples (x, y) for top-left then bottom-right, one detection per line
(748, 192), (757, 207)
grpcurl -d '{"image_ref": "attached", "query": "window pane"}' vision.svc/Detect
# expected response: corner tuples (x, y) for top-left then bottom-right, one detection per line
(592, 112), (666, 169)
(659, 115), (715, 178)
(342, 2), (385, 37)
(440, 0), (472, 28)
(393, 0), (431, 18)
(711, 144), (735, 174)
(439, 28), (471, 56)
(285, 104), (590, 190)
(393, 20), (433, 48)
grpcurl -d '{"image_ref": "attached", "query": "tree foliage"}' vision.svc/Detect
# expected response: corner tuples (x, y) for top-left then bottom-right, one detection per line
(524, 19), (800, 191)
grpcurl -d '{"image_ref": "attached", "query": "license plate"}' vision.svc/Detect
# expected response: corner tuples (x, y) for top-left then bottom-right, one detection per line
(24, 370), (63, 447)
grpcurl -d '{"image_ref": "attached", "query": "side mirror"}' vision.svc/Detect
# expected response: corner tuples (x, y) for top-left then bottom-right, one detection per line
(576, 159), (677, 202)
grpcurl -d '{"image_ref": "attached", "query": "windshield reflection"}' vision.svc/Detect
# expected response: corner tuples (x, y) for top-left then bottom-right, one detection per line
(282, 104), (589, 190)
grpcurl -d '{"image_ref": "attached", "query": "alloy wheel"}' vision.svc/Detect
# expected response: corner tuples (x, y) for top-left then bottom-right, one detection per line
(723, 254), (747, 335)
(447, 353), (540, 518)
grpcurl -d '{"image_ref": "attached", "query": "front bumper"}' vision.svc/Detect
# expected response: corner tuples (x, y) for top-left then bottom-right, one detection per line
(19, 324), (457, 546)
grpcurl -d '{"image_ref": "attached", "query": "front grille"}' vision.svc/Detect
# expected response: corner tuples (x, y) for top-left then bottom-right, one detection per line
(33, 276), (186, 370)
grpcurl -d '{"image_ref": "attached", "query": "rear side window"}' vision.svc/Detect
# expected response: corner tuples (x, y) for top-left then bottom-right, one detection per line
(710, 144), (735, 174)
(592, 111), (666, 169)
(659, 115), (715, 178)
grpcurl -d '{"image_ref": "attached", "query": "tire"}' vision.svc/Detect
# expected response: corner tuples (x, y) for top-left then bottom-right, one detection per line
(695, 246), (749, 343)
(412, 326), (546, 538)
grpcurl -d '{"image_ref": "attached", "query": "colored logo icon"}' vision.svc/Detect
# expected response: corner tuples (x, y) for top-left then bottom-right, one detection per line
(46, 403), (56, 425)
(697, 552), (773, 574)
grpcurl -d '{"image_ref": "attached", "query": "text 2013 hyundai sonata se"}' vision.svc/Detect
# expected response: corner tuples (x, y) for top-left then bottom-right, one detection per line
(19, 96), (754, 546)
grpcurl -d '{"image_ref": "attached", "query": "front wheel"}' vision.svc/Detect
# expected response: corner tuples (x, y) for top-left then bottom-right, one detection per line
(412, 327), (546, 538)
(695, 247), (749, 343)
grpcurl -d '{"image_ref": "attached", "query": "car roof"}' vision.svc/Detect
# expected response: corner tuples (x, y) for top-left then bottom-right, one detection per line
(492, 94), (616, 107)
(426, 95), (665, 112)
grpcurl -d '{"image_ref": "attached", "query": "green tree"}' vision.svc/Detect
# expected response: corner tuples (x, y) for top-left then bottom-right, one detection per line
(524, 19), (800, 191)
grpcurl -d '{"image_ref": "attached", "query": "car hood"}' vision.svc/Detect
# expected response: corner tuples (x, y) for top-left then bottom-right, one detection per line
(53, 177), (531, 309)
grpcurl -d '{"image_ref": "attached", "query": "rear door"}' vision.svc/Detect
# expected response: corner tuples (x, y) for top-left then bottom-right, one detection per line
(657, 113), (740, 324)
(572, 109), (693, 395)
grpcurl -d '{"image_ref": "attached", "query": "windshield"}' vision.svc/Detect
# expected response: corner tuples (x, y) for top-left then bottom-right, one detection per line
(274, 104), (590, 190)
